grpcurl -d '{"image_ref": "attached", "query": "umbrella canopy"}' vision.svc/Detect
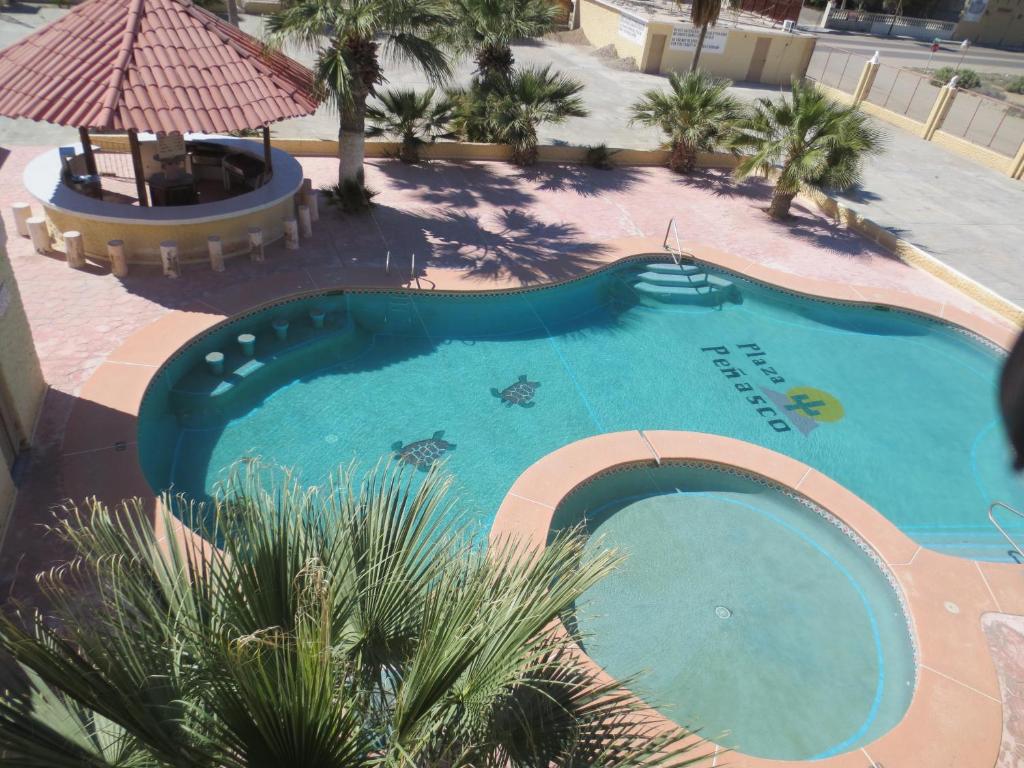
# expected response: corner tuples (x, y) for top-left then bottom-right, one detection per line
(0, 0), (317, 134)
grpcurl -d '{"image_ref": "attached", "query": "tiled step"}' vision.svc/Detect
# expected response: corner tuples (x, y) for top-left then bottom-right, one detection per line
(636, 270), (710, 287)
(634, 282), (722, 306)
(641, 262), (703, 275)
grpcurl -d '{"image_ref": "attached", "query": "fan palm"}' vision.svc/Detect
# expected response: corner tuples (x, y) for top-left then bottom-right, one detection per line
(0, 461), (708, 768)
(630, 70), (741, 173)
(366, 87), (455, 163)
(441, 0), (558, 83)
(686, 0), (722, 73)
(453, 65), (587, 165)
(728, 80), (884, 219)
(266, 0), (451, 191)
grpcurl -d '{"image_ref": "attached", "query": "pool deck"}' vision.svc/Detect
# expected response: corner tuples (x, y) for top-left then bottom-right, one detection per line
(1, 149), (1023, 766)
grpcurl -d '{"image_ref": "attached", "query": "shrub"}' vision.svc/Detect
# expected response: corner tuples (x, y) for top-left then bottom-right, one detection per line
(321, 180), (379, 214)
(585, 143), (619, 169)
(1007, 76), (1024, 94)
(930, 66), (981, 89)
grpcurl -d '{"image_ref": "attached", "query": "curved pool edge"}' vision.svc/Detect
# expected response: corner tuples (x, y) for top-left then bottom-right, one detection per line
(489, 431), (1005, 768)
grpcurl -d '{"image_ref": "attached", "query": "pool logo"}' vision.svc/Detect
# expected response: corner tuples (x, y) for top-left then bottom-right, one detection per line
(762, 386), (844, 435)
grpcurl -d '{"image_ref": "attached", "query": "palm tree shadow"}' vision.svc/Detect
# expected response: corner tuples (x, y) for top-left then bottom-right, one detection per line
(379, 159), (536, 209)
(771, 205), (895, 260)
(372, 204), (610, 284)
(515, 163), (643, 197)
(672, 169), (768, 199)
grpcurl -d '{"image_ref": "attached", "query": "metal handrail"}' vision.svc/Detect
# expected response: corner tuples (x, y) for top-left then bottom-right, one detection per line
(385, 250), (391, 275)
(662, 218), (682, 266)
(988, 501), (1024, 561)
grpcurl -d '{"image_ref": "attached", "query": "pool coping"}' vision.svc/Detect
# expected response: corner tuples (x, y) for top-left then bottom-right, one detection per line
(59, 237), (1023, 767)
(489, 431), (1013, 768)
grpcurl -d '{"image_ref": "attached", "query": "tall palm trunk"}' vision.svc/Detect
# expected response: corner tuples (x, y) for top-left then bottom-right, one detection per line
(226, 0), (238, 25)
(669, 140), (697, 173)
(339, 93), (368, 186)
(689, 23), (709, 73)
(768, 184), (797, 218)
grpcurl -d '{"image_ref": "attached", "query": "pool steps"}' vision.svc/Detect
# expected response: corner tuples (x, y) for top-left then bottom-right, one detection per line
(627, 262), (741, 306)
(168, 310), (363, 423)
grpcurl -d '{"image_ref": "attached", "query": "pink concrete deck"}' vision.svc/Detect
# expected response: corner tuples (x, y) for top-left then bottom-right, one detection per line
(1, 148), (1021, 764)
(490, 431), (1010, 768)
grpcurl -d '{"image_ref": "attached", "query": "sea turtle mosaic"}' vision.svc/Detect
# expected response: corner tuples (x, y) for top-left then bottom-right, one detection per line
(491, 375), (541, 408)
(391, 431), (456, 470)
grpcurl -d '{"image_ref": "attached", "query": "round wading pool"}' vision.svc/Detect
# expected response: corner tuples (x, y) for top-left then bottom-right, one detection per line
(550, 462), (917, 761)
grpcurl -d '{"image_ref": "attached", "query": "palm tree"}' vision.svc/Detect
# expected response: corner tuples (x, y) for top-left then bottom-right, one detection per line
(454, 65), (587, 165)
(366, 87), (455, 163)
(630, 70), (742, 173)
(686, 0), (722, 73)
(728, 80), (884, 219)
(266, 0), (450, 191)
(441, 0), (558, 83)
(0, 461), (708, 768)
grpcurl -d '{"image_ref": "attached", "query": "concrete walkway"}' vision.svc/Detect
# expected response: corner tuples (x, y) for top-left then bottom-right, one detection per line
(0, 6), (1022, 305)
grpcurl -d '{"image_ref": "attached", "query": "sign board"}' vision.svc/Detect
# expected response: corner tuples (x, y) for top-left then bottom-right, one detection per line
(156, 133), (187, 160)
(618, 14), (647, 44)
(670, 26), (729, 53)
(961, 0), (988, 21)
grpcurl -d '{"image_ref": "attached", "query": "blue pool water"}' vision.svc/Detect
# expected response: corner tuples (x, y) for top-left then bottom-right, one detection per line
(550, 463), (916, 760)
(139, 258), (1024, 560)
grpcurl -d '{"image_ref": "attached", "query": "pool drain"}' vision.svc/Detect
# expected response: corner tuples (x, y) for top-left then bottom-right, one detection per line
(715, 605), (732, 619)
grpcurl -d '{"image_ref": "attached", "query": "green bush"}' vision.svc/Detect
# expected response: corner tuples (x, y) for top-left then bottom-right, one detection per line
(930, 66), (981, 89)
(320, 180), (379, 214)
(585, 143), (619, 169)
(1007, 76), (1024, 94)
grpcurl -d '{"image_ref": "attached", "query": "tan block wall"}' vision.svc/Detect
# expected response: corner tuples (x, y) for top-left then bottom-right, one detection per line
(0, 220), (45, 445)
(42, 196), (297, 265)
(653, 23), (816, 86)
(931, 130), (1015, 174)
(579, 0), (647, 66)
(856, 99), (928, 138)
(0, 218), (46, 531)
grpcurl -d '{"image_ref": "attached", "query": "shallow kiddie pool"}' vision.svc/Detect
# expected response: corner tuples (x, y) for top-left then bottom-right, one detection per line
(549, 462), (917, 761)
(138, 257), (1024, 560)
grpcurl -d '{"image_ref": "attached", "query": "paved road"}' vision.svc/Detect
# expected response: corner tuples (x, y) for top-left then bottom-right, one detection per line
(803, 27), (1024, 75)
(0, 5), (1021, 305)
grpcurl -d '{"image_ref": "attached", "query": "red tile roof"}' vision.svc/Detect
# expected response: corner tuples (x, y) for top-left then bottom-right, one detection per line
(0, 0), (318, 133)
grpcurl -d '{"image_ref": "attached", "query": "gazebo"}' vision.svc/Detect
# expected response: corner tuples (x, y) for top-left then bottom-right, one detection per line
(0, 0), (320, 264)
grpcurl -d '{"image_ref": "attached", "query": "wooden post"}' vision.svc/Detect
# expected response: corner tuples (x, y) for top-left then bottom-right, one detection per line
(108, 239), (128, 277)
(208, 235), (225, 272)
(11, 203), (31, 237)
(248, 227), (264, 262)
(128, 130), (149, 207)
(160, 240), (179, 278)
(27, 217), (50, 253)
(78, 127), (98, 176)
(283, 217), (299, 250)
(302, 178), (318, 222)
(64, 231), (86, 269)
(298, 204), (312, 238)
(263, 125), (273, 176)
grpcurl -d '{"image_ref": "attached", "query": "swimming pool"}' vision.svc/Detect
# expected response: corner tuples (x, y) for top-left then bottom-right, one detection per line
(139, 257), (1024, 560)
(549, 462), (916, 761)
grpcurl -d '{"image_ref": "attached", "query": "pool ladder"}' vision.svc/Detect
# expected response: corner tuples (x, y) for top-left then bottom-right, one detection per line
(988, 501), (1024, 561)
(662, 218), (683, 266)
